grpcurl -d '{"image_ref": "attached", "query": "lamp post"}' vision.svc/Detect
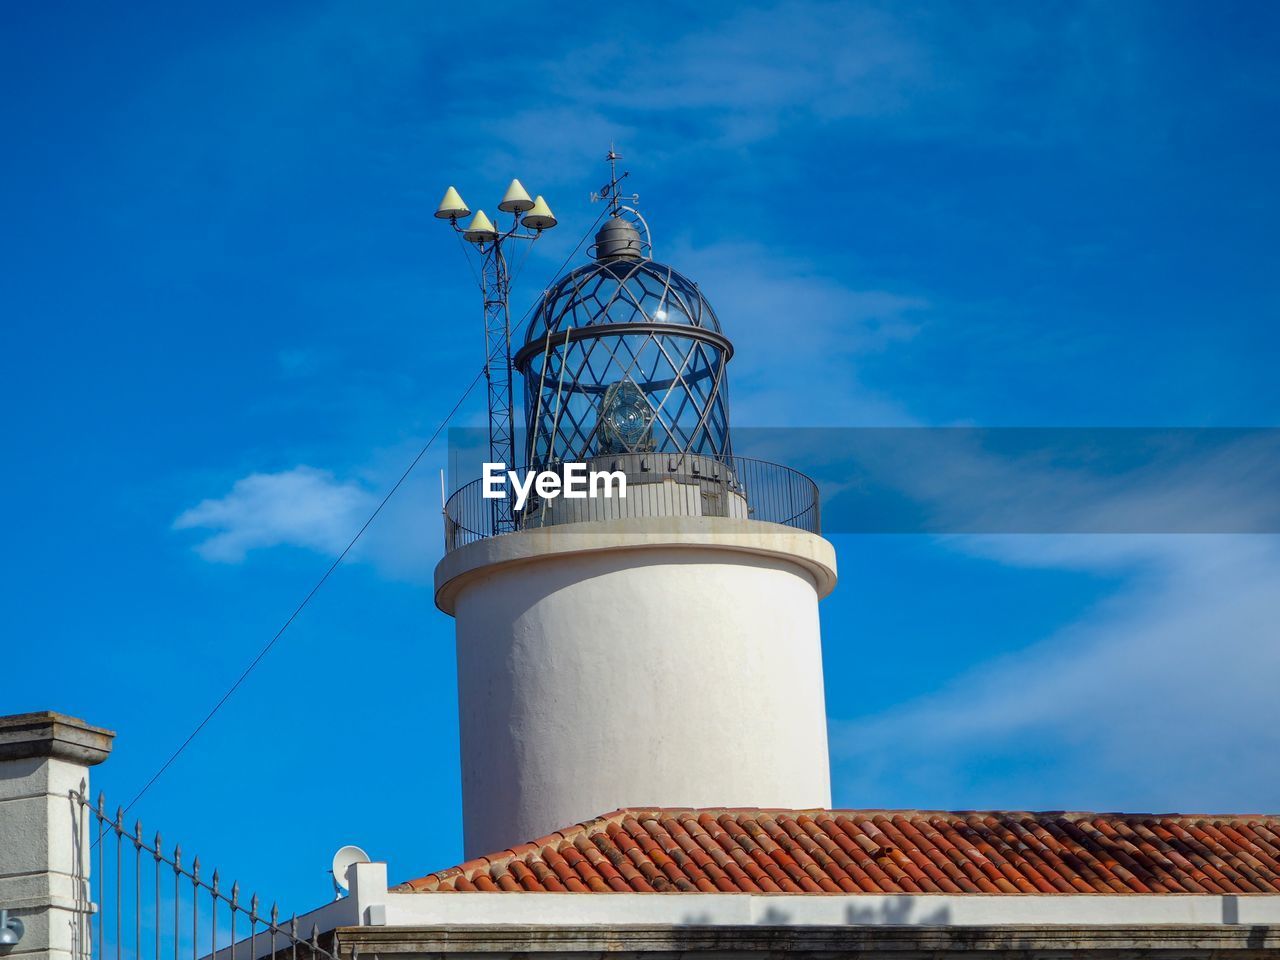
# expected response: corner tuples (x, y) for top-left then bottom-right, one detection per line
(436, 180), (557, 534)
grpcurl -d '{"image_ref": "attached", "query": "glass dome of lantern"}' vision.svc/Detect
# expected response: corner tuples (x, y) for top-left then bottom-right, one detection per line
(515, 215), (734, 470)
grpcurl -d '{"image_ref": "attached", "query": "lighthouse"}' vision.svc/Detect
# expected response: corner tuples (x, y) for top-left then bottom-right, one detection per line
(436, 172), (837, 859)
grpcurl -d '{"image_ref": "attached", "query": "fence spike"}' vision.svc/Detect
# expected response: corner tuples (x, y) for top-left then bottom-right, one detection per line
(134, 819), (144, 847)
(231, 881), (240, 907)
(211, 869), (220, 895)
(96, 792), (105, 817)
(192, 855), (200, 880)
(250, 893), (259, 919)
(290, 914), (298, 938)
(310, 923), (319, 947)
(114, 805), (124, 831)
(154, 831), (163, 859)
(270, 902), (279, 926)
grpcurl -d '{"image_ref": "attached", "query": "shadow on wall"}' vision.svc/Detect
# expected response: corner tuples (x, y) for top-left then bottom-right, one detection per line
(69, 780), (90, 959)
(680, 899), (952, 926)
(843, 898), (951, 925)
(1219, 895), (1270, 942)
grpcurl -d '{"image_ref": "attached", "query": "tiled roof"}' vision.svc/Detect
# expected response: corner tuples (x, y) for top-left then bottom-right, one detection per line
(398, 808), (1280, 895)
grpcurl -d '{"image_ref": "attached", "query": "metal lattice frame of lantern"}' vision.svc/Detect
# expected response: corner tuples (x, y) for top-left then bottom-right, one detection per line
(515, 254), (734, 471)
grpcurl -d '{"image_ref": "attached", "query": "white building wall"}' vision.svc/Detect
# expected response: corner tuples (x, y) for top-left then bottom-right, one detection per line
(436, 519), (837, 859)
(343, 861), (1280, 928)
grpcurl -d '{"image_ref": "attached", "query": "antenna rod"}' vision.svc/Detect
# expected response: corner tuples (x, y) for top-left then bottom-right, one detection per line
(603, 144), (630, 216)
(607, 144), (620, 215)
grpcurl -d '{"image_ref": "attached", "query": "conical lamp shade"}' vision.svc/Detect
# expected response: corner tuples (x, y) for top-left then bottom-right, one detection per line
(498, 178), (535, 214)
(435, 185), (470, 220)
(521, 196), (557, 231)
(463, 209), (498, 243)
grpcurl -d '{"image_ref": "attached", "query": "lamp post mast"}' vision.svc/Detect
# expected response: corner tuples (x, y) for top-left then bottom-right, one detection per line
(435, 180), (558, 535)
(480, 241), (515, 532)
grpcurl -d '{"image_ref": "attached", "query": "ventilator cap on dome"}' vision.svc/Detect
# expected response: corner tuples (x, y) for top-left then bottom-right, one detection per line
(594, 217), (644, 262)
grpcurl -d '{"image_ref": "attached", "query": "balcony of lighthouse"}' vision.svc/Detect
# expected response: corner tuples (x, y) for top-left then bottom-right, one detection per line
(442, 452), (819, 552)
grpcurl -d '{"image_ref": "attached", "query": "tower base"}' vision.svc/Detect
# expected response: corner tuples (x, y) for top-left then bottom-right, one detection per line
(435, 517), (837, 859)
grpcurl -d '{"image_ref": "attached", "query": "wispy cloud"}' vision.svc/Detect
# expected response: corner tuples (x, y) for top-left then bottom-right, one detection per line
(173, 466), (377, 563)
(172, 456), (443, 583)
(448, 0), (1162, 173)
(809, 428), (1280, 534)
(466, 3), (930, 154)
(831, 532), (1280, 812)
(825, 426), (1280, 811)
(670, 239), (927, 426)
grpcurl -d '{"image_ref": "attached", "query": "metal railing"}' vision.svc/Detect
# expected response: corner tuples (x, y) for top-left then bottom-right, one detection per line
(75, 790), (339, 960)
(444, 454), (820, 551)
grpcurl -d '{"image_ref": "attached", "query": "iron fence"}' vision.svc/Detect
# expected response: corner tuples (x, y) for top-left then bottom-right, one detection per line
(444, 454), (820, 551)
(75, 789), (340, 960)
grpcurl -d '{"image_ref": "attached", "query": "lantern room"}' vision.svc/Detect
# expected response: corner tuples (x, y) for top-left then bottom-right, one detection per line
(514, 216), (733, 471)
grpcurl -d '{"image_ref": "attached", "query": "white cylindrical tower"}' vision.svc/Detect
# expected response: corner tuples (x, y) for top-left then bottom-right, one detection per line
(438, 210), (838, 859)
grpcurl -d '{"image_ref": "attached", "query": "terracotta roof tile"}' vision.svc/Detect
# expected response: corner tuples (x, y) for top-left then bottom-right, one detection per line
(397, 808), (1280, 894)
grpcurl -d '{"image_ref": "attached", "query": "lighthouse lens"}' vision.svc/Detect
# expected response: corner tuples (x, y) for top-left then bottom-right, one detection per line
(599, 381), (654, 453)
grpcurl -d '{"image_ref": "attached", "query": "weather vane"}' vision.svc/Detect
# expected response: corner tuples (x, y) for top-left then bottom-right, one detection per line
(590, 143), (639, 213)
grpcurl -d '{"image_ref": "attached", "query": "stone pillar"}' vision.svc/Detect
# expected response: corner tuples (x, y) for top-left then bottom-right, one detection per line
(0, 712), (114, 960)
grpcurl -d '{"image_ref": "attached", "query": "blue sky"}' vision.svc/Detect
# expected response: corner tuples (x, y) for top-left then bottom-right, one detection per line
(4, 0), (1279, 914)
